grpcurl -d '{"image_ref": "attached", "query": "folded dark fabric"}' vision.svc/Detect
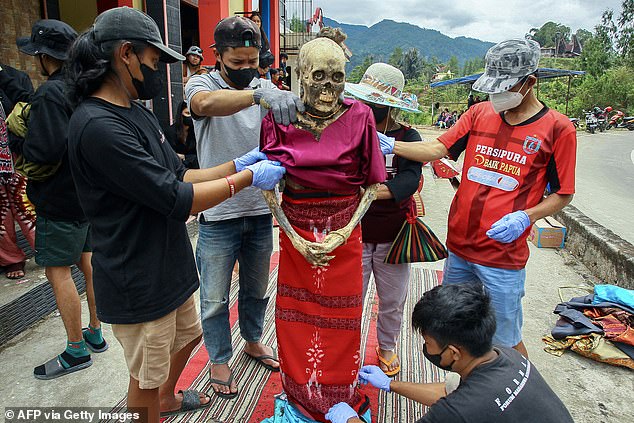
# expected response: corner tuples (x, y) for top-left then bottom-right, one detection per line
(552, 305), (603, 339)
(563, 294), (634, 315)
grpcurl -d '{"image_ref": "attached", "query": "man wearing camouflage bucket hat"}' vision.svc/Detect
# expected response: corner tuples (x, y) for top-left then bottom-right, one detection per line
(382, 38), (577, 357)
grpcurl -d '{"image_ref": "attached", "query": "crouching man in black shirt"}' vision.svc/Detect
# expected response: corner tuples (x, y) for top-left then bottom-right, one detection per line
(65, 7), (285, 423)
(326, 283), (574, 423)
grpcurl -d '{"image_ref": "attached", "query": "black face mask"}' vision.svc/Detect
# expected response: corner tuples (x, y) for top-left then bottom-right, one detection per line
(127, 54), (163, 100)
(182, 116), (193, 127)
(221, 60), (258, 89)
(423, 344), (455, 372)
(369, 104), (389, 124)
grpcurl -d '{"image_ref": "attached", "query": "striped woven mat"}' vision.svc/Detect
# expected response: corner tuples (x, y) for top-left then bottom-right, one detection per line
(106, 254), (444, 423)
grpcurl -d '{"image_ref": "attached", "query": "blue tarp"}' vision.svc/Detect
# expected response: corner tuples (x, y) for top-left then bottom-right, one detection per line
(430, 67), (586, 88)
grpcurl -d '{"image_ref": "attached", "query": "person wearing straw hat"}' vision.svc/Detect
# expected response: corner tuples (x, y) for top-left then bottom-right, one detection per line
(345, 62), (423, 377)
(380, 39), (577, 358)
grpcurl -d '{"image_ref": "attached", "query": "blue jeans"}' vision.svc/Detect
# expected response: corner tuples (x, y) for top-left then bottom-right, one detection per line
(196, 214), (273, 364)
(442, 250), (526, 348)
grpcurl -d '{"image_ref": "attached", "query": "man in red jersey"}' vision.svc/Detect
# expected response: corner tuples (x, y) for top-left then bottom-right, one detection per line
(379, 38), (576, 357)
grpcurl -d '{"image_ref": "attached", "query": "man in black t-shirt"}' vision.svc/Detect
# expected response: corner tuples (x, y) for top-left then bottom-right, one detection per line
(326, 284), (574, 423)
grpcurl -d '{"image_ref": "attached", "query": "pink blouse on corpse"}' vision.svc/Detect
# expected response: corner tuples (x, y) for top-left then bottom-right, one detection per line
(260, 98), (387, 192)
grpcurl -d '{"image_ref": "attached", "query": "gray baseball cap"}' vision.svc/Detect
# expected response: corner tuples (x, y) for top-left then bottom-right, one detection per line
(472, 38), (541, 94)
(92, 6), (184, 63)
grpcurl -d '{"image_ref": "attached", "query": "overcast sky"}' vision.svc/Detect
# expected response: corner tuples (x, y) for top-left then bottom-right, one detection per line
(317, 0), (624, 42)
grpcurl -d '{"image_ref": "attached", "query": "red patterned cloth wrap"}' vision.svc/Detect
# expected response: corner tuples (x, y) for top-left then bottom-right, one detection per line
(276, 190), (366, 421)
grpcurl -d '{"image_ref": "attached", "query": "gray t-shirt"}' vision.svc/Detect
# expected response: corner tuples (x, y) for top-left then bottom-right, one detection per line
(418, 347), (574, 423)
(185, 72), (273, 221)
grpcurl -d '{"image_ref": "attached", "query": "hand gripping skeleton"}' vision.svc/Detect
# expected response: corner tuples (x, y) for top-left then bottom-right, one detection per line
(261, 29), (379, 267)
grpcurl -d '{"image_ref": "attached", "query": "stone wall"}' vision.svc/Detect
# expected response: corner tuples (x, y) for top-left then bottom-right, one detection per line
(556, 204), (634, 289)
(0, 0), (47, 88)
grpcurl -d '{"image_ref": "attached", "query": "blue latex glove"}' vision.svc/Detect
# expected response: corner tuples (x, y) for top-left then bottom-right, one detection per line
(325, 403), (358, 423)
(247, 160), (286, 190)
(358, 365), (391, 392)
(253, 88), (305, 126)
(377, 131), (395, 155)
(234, 147), (267, 172)
(486, 210), (531, 243)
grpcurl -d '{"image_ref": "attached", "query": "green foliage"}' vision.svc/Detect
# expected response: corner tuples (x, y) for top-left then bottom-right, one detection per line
(575, 29), (593, 46)
(347, 55), (374, 83)
(529, 22), (571, 47)
(402, 48), (422, 80)
(388, 47), (403, 69)
(289, 16), (305, 33)
(345, 2), (634, 121)
(447, 56), (459, 76)
(462, 57), (485, 76)
(569, 66), (634, 116)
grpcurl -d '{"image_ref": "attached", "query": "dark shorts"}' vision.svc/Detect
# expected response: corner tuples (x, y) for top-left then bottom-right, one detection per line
(34, 216), (91, 267)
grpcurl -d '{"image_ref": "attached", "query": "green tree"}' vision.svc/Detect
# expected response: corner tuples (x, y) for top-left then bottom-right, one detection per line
(598, 0), (634, 68)
(347, 55), (374, 83)
(402, 48), (422, 80)
(580, 35), (613, 77)
(447, 56), (459, 77)
(388, 47), (404, 69)
(529, 21), (571, 47)
(575, 29), (593, 46)
(289, 16), (305, 33)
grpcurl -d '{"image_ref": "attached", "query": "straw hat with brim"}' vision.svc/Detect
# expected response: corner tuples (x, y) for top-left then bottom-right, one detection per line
(345, 63), (421, 113)
(472, 38), (541, 94)
(17, 19), (78, 61)
(92, 7), (184, 63)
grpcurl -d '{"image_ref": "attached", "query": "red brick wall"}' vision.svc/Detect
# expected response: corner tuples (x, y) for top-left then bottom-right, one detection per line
(0, 0), (47, 88)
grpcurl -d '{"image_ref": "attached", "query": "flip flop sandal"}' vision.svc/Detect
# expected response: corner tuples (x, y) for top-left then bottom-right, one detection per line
(82, 327), (109, 353)
(376, 346), (401, 377)
(209, 371), (238, 400)
(33, 355), (92, 380)
(245, 352), (280, 372)
(5, 262), (25, 280)
(160, 390), (212, 417)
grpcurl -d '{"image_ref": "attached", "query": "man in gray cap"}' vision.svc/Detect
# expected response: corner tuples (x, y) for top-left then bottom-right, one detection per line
(186, 16), (303, 399)
(10, 19), (109, 381)
(382, 38), (577, 357)
(183, 45), (206, 85)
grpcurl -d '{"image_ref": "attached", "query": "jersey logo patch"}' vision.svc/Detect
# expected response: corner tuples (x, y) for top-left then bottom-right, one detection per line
(467, 167), (519, 191)
(523, 136), (541, 155)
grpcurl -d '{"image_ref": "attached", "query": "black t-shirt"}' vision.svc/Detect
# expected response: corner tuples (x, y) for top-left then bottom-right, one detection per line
(68, 98), (197, 324)
(418, 348), (574, 423)
(361, 125), (422, 243)
(22, 71), (85, 221)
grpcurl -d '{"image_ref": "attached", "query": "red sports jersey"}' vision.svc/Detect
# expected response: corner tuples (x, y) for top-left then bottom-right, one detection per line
(438, 101), (576, 269)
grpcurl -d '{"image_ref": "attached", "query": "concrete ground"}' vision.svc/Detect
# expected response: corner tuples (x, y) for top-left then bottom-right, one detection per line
(1, 130), (633, 422)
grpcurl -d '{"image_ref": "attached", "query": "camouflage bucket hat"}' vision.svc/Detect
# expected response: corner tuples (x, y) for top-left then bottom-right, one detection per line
(472, 38), (541, 94)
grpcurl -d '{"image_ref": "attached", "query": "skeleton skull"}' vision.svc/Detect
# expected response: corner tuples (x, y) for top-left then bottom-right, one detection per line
(297, 37), (346, 116)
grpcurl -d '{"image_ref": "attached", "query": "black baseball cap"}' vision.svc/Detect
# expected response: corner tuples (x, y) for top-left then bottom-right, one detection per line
(211, 16), (261, 50)
(92, 6), (184, 63)
(259, 50), (274, 68)
(17, 19), (78, 61)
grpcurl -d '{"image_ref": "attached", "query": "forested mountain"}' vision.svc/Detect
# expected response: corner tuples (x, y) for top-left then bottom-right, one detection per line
(323, 17), (494, 70)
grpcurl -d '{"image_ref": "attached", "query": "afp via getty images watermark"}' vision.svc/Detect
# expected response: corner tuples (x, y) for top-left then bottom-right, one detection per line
(4, 407), (146, 423)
